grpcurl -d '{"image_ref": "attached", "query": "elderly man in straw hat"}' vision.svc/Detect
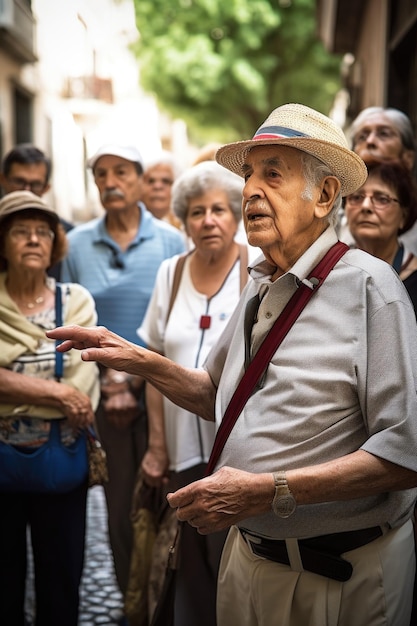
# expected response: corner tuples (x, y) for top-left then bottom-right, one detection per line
(47, 103), (417, 626)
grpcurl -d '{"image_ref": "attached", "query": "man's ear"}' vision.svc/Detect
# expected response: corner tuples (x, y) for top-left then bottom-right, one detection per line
(314, 176), (341, 219)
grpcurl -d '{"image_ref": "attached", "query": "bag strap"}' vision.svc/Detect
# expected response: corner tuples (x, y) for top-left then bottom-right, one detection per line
(55, 283), (63, 381)
(238, 243), (249, 294)
(54, 284), (91, 441)
(205, 241), (349, 476)
(166, 253), (189, 324)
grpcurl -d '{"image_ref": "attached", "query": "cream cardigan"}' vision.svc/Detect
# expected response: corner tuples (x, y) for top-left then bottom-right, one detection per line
(0, 272), (100, 419)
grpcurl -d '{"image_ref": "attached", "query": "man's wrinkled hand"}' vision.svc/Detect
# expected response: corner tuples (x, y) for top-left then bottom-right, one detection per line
(166, 466), (273, 534)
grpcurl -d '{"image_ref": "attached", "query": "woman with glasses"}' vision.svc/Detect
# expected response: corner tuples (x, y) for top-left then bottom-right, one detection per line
(0, 191), (100, 626)
(345, 161), (417, 314)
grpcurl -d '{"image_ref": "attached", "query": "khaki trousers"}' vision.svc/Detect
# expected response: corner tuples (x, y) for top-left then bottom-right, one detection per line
(217, 521), (415, 626)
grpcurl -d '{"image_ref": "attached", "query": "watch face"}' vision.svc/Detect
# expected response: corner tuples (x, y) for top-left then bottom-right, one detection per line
(274, 494), (296, 518)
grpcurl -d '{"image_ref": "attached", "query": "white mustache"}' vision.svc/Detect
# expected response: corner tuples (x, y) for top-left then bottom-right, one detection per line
(244, 199), (269, 213)
(101, 189), (125, 202)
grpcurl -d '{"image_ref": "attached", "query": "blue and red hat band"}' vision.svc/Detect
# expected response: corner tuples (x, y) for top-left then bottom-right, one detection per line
(253, 125), (310, 141)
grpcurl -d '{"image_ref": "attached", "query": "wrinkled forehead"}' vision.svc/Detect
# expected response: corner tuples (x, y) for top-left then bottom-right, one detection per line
(354, 112), (399, 136)
(144, 163), (174, 178)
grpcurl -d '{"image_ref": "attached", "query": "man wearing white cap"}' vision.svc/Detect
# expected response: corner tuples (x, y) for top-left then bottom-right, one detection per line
(60, 144), (185, 612)
(49, 105), (417, 626)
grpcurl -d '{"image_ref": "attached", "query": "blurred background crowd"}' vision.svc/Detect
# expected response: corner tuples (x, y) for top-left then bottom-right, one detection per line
(1, 0), (416, 224)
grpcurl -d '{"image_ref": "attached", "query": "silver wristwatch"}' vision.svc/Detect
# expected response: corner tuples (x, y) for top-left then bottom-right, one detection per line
(271, 471), (296, 518)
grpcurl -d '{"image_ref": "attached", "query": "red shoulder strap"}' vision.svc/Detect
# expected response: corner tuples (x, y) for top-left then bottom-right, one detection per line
(205, 241), (349, 476)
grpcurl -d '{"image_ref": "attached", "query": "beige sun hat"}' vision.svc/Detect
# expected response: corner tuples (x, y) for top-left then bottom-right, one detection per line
(0, 190), (58, 225)
(216, 103), (368, 196)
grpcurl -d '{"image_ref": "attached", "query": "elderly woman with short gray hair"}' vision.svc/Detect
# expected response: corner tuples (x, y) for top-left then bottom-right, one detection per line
(136, 160), (249, 626)
(172, 160), (243, 224)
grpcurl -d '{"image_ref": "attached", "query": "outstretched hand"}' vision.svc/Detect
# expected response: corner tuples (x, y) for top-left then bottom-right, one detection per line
(46, 325), (142, 373)
(46, 325), (217, 423)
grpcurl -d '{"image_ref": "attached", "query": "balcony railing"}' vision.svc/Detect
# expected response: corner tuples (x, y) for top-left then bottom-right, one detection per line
(62, 76), (114, 104)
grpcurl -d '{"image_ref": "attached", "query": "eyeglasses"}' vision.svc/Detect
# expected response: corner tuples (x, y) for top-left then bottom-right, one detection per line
(353, 128), (400, 144)
(8, 226), (55, 242)
(345, 191), (400, 210)
(6, 177), (46, 195)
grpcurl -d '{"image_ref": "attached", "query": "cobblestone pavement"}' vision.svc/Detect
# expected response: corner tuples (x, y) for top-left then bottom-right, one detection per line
(79, 486), (124, 625)
(25, 486), (125, 625)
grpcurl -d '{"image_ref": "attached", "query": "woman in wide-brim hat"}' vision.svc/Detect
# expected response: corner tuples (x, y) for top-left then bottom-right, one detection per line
(0, 190), (100, 626)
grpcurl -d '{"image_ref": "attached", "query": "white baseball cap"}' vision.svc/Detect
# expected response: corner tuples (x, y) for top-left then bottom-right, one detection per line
(87, 144), (144, 172)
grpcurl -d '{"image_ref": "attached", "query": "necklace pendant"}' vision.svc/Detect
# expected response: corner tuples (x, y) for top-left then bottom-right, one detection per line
(200, 315), (211, 329)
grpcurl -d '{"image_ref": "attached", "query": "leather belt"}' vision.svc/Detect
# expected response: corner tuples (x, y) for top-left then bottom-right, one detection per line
(239, 526), (383, 582)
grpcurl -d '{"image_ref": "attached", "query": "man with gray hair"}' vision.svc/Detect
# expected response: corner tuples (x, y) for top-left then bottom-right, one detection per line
(49, 105), (417, 626)
(141, 150), (183, 229)
(60, 144), (185, 620)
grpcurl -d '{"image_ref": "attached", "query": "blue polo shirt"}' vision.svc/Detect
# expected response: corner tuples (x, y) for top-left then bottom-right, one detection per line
(61, 203), (185, 344)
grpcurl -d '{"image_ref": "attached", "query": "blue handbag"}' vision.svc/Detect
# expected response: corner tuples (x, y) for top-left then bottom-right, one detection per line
(0, 284), (88, 494)
(0, 420), (88, 494)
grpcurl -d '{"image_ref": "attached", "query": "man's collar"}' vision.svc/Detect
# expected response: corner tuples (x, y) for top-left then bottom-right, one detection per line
(92, 202), (156, 246)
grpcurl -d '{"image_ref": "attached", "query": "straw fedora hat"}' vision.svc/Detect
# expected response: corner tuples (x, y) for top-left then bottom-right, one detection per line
(216, 103), (367, 196)
(0, 190), (58, 225)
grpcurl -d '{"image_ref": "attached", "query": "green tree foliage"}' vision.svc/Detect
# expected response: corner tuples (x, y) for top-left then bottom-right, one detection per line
(132, 0), (341, 142)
